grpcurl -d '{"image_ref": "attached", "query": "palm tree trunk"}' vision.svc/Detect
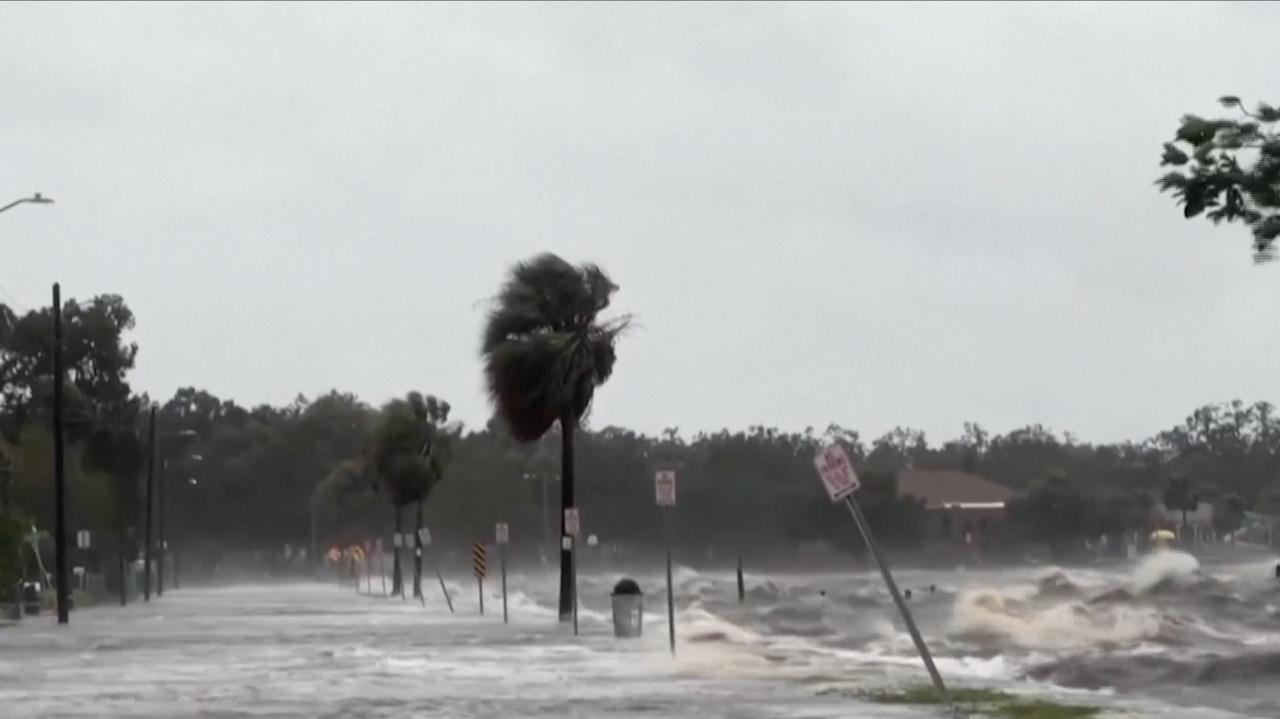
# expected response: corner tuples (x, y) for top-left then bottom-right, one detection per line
(412, 500), (423, 599)
(558, 409), (576, 622)
(392, 504), (403, 596)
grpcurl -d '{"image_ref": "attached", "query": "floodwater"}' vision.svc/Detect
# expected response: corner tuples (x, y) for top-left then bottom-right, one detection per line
(1, 550), (1277, 718)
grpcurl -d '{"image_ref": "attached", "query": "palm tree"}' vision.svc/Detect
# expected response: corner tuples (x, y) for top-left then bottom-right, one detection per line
(1163, 476), (1200, 541)
(481, 254), (628, 620)
(370, 392), (451, 597)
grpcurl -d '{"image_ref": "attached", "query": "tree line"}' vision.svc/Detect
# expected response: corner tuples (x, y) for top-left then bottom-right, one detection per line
(5, 294), (1278, 587)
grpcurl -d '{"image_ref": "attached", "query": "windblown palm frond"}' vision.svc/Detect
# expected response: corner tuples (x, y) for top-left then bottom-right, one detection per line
(482, 254), (628, 441)
(370, 393), (452, 507)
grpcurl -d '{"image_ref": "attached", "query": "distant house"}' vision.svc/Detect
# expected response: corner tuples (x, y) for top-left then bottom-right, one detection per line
(896, 469), (1019, 546)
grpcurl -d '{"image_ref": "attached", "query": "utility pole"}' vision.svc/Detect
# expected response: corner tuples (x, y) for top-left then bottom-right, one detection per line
(157, 456), (166, 596)
(52, 283), (69, 625)
(143, 407), (156, 601)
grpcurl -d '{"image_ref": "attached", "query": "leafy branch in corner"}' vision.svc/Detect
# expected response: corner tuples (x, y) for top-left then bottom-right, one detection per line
(1156, 95), (1280, 262)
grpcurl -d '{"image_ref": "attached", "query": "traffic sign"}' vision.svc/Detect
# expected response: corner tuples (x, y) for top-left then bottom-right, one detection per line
(655, 470), (677, 506)
(472, 542), (488, 579)
(495, 522), (509, 545)
(814, 444), (860, 502)
(76, 530), (91, 549)
(586, 534), (598, 548)
(564, 508), (581, 537)
(418, 527), (432, 545)
(393, 533), (403, 548)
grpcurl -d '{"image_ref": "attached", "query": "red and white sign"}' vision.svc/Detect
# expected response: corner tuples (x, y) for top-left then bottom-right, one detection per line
(564, 508), (581, 537)
(495, 522), (509, 545)
(814, 444), (860, 502)
(655, 470), (677, 506)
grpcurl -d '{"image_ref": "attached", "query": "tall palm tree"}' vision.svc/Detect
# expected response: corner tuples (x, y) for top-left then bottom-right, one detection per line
(481, 253), (628, 620)
(370, 392), (450, 597)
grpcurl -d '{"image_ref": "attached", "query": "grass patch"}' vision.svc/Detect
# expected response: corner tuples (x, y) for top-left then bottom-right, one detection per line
(990, 700), (1099, 719)
(855, 685), (1100, 719)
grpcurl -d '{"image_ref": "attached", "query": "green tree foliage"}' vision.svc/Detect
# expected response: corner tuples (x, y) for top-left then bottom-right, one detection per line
(1156, 96), (1280, 261)
(2, 297), (140, 589)
(480, 253), (628, 618)
(8, 294), (1280, 576)
(368, 392), (453, 595)
(1007, 472), (1092, 554)
(0, 512), (24, 603)
(481, 254), (628, 442)
(1162, 476), (1200, 533)
(1, 296), (136, 443)
(1212, 494), (1246, 538)
(81, 406), (147, 604)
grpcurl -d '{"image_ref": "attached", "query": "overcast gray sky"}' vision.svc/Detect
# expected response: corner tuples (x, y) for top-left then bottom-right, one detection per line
(2, 2), (1277, 444)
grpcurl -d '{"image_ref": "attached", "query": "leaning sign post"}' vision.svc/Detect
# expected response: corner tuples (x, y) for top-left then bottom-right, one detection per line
(420, 527), (453, 613)
(655, 469), (677, 655)
(495, 522), (510, 624)
(814, 444), (953, 710)
(564, 507), (581, 636)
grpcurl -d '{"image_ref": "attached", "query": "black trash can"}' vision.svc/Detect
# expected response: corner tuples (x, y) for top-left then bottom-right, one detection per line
(611, 578), (644, 639)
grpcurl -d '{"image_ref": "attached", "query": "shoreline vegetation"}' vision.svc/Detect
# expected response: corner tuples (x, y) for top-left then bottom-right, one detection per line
(822, 685), (1102, 718)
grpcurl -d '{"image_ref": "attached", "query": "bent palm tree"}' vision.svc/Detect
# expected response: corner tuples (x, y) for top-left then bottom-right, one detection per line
(370, 392), (451, 597)
(481, 254), (628, 620)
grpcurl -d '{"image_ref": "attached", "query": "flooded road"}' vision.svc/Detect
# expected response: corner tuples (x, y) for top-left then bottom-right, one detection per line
(2, 554), (1276, 718)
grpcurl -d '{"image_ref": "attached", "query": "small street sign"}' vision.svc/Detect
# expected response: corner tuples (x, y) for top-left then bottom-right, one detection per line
(814, 444), (860, 502)
(76, 530), (91, 549)
(418, 527), (431, 545)
(655, 470), (677, 506)
(495, 522), (509, 545)
(564, 508), (581, 537)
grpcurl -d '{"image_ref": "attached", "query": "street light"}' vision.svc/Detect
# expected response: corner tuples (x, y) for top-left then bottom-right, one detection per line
(0, 193), (54, 214)
(159, 430), (200, 593)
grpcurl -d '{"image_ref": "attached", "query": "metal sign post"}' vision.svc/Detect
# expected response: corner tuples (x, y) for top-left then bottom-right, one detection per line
(814, 445), (952, 710)
(736, 554), (745, 603)
(655, 470), (677, 655)
(392, 533), (404, 600)
(472, 542), (487, 615)
(496, 522), (510, 624)
(564, 508), (580, 636)
(377, 539), (387, 596)
(420, 528), (452, 612)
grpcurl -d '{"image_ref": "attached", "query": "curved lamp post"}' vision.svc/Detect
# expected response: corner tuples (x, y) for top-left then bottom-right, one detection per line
(0, 193), (54, 214)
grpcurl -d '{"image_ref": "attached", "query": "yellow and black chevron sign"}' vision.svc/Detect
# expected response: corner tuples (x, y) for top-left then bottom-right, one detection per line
(472, 542), (488, 579)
